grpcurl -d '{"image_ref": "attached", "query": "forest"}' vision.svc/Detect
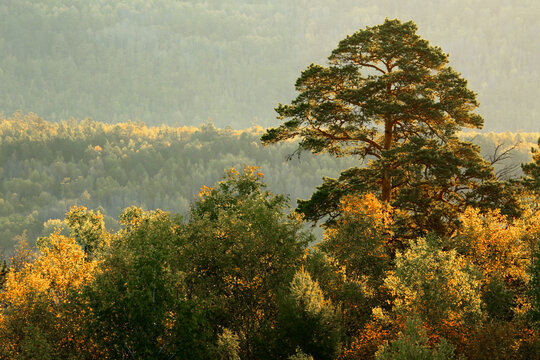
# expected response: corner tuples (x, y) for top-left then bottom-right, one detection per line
(0, 113), (536, 254)
(1, 159), (539, 358)
(0, 0), (539, 131)
(1, 10), (540, 360)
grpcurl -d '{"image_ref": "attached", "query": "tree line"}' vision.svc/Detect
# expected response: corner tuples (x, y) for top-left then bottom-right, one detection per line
(0, 113), (536, 254)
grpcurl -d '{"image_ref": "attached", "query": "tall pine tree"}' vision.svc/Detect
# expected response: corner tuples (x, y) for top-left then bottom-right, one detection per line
(262, 19), (507, 237)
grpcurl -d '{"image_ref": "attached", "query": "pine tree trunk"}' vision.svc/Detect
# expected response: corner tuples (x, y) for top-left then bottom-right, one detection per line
(382, 117), (393, 202)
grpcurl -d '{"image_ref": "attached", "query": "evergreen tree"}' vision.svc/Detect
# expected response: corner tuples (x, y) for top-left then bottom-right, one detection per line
(522, 138), (540, 193)
(262, 19), (502, 238)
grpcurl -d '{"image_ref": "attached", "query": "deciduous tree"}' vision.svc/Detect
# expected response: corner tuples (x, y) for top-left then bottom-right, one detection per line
(384, 237), (482, 343)
(0, 233), (98, 358)
(181, 167), (310, 359)
(80, 207), (212, 359)
(375, 317), (457, 360)
(316, 193), (394, 336)
(274, 268), (341, 360)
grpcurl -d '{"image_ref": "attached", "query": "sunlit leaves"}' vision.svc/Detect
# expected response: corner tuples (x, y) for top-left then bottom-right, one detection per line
(310, 193), (394, 345)
(182, 166), (310, 358)
(450, 205), (540, 331)
(384, 237), (482, 332)
(0, 233), (99, 357)
(65, 205), (109, 257)
(263, 18), (487, 213)
(274, 268), (341, 360)
(321, 193), (394, 303)
(82, 207), (211, 359)
(375, 317), (457, 360)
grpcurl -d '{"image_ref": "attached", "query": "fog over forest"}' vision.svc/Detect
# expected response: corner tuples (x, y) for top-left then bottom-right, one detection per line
(0, 0), (538, 131)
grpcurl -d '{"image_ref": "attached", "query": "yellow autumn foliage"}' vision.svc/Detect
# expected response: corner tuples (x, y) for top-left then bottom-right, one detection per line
(1, 234), (98, 307)
(322, 192), (394, 282)
(0, 233), (99, 357)
(317, 193), (395, 338)
(453, 206), (540, 286)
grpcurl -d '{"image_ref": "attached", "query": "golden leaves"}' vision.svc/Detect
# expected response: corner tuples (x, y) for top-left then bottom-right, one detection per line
(338, 192), (394, 234)
(0, 234), (100, 357)
(227, 165), (264, 181)
(1, 234), (98, 308)
(323, 192), (394, 274)
(198, 185), (213, 198)
(455, 207), (535, 284)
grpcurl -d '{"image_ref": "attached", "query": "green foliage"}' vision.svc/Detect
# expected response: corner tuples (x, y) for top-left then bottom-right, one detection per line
(264, 18), (483, 162)
(0, 295), (55, 360)
(462, 319), (537, 360)
(447, 205), (538, 318)
(311, 193), (393, 338)
(0, 113), (536, 253)
(0, 87), (537, 360)
(181, 167), (311, 358)
(65, 205), (107, 256)
(0, 257), (7, 291)
(217, 328), (241, 360)
(375, 317), (457, 360)
(0, 113), (359, 253)
(0, 1), (537, 131)
(522, 138), (540, 193)
(482, 275), (513, 321)
(0, 159), (538, 358)
(273, 268), (341, 360)
(289, 269), (328, 318)
(320, 193), (393, 282)
(262, 19), (514, 238)
(530, 242), (540, 330)
(385, 237), (482, 329)
(288, 348), (314, 360)
(18, 323), (53, 360)
(81, 208), (212, 359)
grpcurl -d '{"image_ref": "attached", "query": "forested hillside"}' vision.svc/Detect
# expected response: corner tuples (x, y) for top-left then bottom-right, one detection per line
(1, 13), (540, 358)
(0, 113), (537, 253)
(0, 0), (538, 131)
(0, 113), (357, 252)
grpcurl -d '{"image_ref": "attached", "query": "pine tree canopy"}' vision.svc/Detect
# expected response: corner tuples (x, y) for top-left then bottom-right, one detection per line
(262, 19), (511, 237)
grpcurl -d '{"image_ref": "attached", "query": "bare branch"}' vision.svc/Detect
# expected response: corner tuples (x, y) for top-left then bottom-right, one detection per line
(488, 142), (521, 180)
(496, 164), (521, 180)
(488, 142), (518, 166)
